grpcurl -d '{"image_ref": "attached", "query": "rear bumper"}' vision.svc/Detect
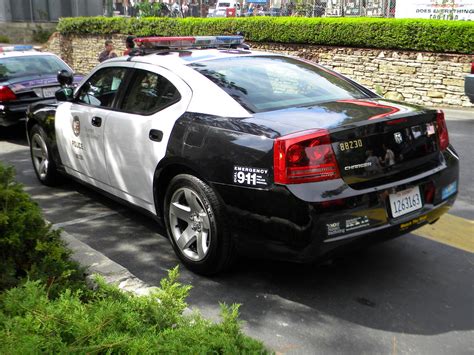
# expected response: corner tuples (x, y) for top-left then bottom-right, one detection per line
(0, 103), (29, 126)
(214, 147), (459, 262)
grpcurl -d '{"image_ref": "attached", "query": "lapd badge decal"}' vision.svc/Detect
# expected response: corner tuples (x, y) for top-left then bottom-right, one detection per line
(394, 132), (403, 144)
(72, 116), (80, 137)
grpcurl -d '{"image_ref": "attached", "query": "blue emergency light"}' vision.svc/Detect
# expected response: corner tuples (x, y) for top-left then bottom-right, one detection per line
(0, 45), (34, 52)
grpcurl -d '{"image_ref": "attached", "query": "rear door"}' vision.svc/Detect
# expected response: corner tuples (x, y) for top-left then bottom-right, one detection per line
(103, 63), (192, 212)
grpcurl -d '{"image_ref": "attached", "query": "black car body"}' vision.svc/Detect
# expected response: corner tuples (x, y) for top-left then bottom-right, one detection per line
(26, 37), (459, 274)
(0, 49), (81, 126)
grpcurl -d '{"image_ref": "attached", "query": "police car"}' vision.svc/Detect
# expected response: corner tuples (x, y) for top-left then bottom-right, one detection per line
(0, 46), (80, 126)
(26, 36), (459, 275)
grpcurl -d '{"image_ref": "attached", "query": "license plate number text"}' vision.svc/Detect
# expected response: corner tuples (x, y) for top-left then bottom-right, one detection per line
(389, 186), (423, 218)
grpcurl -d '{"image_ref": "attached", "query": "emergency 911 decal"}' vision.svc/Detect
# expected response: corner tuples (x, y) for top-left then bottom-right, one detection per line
(233, 165), (269, 187)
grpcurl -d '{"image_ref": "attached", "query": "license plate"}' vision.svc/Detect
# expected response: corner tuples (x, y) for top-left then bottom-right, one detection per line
(389, 186), (423, 218)
(42, 86), (60, 98)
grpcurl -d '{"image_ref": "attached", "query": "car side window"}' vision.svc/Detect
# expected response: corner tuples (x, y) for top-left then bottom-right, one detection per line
(121, 69), (181, 115)
(76, 67), (127, 108)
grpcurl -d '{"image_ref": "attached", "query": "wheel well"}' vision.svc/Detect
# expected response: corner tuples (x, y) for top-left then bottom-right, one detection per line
(26, 117), (39, 137)
(154, 163), (204, 219)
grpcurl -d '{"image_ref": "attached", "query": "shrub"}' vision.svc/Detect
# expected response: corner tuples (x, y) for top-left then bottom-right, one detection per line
(32, 25), (55, 43)
(0, 163), (84, 295)
(0, 35), (10, 43)
(0, 163), (267, 352)
(57, 16), (474, 54)
(0, 268), (267, 354)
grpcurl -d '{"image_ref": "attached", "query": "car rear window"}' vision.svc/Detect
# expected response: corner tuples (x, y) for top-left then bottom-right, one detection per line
(189, 56), (372, 113)
(0, 55), (70, 81)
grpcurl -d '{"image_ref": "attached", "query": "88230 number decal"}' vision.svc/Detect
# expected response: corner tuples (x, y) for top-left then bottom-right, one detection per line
(339, 139), (363, 151)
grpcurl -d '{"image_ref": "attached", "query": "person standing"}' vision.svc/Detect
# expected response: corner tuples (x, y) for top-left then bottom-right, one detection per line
(123, 36), (135, 55)
(182, 2), (189, 17)
(98, 40), (118, 63)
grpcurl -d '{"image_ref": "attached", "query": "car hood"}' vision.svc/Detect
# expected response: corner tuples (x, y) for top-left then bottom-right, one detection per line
(4, 74), (83, 93)
(245, 98), (432, 137)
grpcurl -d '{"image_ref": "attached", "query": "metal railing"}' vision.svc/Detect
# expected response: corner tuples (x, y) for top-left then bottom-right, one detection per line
(290, 0), (397, 18)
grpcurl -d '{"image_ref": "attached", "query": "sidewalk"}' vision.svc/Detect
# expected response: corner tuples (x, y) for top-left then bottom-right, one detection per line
(439, 107), (474, 121)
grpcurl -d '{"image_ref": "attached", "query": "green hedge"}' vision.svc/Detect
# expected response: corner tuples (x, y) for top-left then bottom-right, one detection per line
(57, 16), (474, 54)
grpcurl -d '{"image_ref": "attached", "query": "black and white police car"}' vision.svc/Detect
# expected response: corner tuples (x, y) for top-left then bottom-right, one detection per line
(0, 46), (81, 126)
(27, 36), (459, 275)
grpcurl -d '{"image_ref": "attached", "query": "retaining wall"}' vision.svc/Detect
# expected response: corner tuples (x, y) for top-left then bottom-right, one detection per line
(43, 33), (473, 108)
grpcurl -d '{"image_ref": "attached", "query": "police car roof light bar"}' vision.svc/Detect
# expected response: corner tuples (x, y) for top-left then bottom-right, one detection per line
(134, 35), (244, 50)
(135, 36), (196, 48)
(0, 45), (34, 53)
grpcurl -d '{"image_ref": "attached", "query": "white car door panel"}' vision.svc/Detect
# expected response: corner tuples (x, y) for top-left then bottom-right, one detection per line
(56, 103), (110, 184)
(56, 65), (131, 187)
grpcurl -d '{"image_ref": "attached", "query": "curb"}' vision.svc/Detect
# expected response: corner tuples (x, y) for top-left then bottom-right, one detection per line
(52, 224), (158, 297)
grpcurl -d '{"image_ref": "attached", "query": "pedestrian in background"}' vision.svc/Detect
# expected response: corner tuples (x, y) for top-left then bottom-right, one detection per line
(182, 1), (189, 17)
(98, 40), (117, 63)
(123, 36), (135, 55)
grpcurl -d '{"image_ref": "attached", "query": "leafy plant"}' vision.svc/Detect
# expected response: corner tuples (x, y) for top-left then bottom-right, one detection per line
(32, 25), (55, 43)
(134, 2), (170, 17)
(57, 16), (474, 54)
(0, 163), (84, 295)
(0, 268), (267, 354)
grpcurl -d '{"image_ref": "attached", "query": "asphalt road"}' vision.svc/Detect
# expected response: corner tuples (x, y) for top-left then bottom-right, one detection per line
(1, 108), (473, 354)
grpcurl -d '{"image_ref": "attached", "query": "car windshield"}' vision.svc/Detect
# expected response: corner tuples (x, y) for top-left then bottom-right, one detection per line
(0, 55), (70, 81)
(189, 56), (372, 113)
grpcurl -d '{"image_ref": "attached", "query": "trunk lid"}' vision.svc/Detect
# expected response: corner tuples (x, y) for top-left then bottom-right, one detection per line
(250, 98), (442, 188)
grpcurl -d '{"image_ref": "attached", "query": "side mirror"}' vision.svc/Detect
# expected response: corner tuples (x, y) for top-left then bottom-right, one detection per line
(55, 87), (73, 102)
(57, 69), (73, 87)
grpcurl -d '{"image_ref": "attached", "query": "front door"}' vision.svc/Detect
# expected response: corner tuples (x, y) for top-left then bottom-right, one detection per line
(56, 66), (130, 186)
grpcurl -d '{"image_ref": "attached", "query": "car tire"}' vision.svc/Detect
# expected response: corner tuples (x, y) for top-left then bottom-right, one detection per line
(29, 125), (61, 186)
(163, 174), (234, 275)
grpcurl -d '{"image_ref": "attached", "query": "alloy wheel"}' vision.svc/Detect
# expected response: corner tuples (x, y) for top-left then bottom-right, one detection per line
(169, 187), (211, 261)
(31, 133), (49, 180)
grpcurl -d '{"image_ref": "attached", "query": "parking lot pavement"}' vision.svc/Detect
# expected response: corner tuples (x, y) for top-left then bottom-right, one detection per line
(1, 110), (473, 354)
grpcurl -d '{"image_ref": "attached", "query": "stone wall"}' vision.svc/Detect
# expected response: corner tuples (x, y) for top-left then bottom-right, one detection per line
(251, 43), (472, 108)
(43, 34), (128, 74)
(43, 34), (473, 108)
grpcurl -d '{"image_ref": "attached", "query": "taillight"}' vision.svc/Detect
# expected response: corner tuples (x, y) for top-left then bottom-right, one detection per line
(0, 86), (16, 101)
(274, 129), (340, 184)
(471, 61), (474, 74)
(436, 110), (449, 151)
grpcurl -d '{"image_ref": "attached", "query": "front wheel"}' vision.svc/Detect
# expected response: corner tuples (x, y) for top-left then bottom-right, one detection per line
(29, 125), (61, 186)
(163, 174), (234, 275)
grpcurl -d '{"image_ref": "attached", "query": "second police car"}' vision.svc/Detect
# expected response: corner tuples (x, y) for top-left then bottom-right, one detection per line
(27, 36), (459, 275)
(0, 46), (81, 126)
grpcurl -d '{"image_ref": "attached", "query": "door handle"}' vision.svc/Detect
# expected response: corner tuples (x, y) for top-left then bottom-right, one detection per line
(149, 129), (163, 142)
(91, 116), (102, 127)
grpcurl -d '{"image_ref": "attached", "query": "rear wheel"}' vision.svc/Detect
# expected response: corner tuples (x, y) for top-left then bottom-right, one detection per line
(29, 125), (61, 186)
(163, 174), (234, 275)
